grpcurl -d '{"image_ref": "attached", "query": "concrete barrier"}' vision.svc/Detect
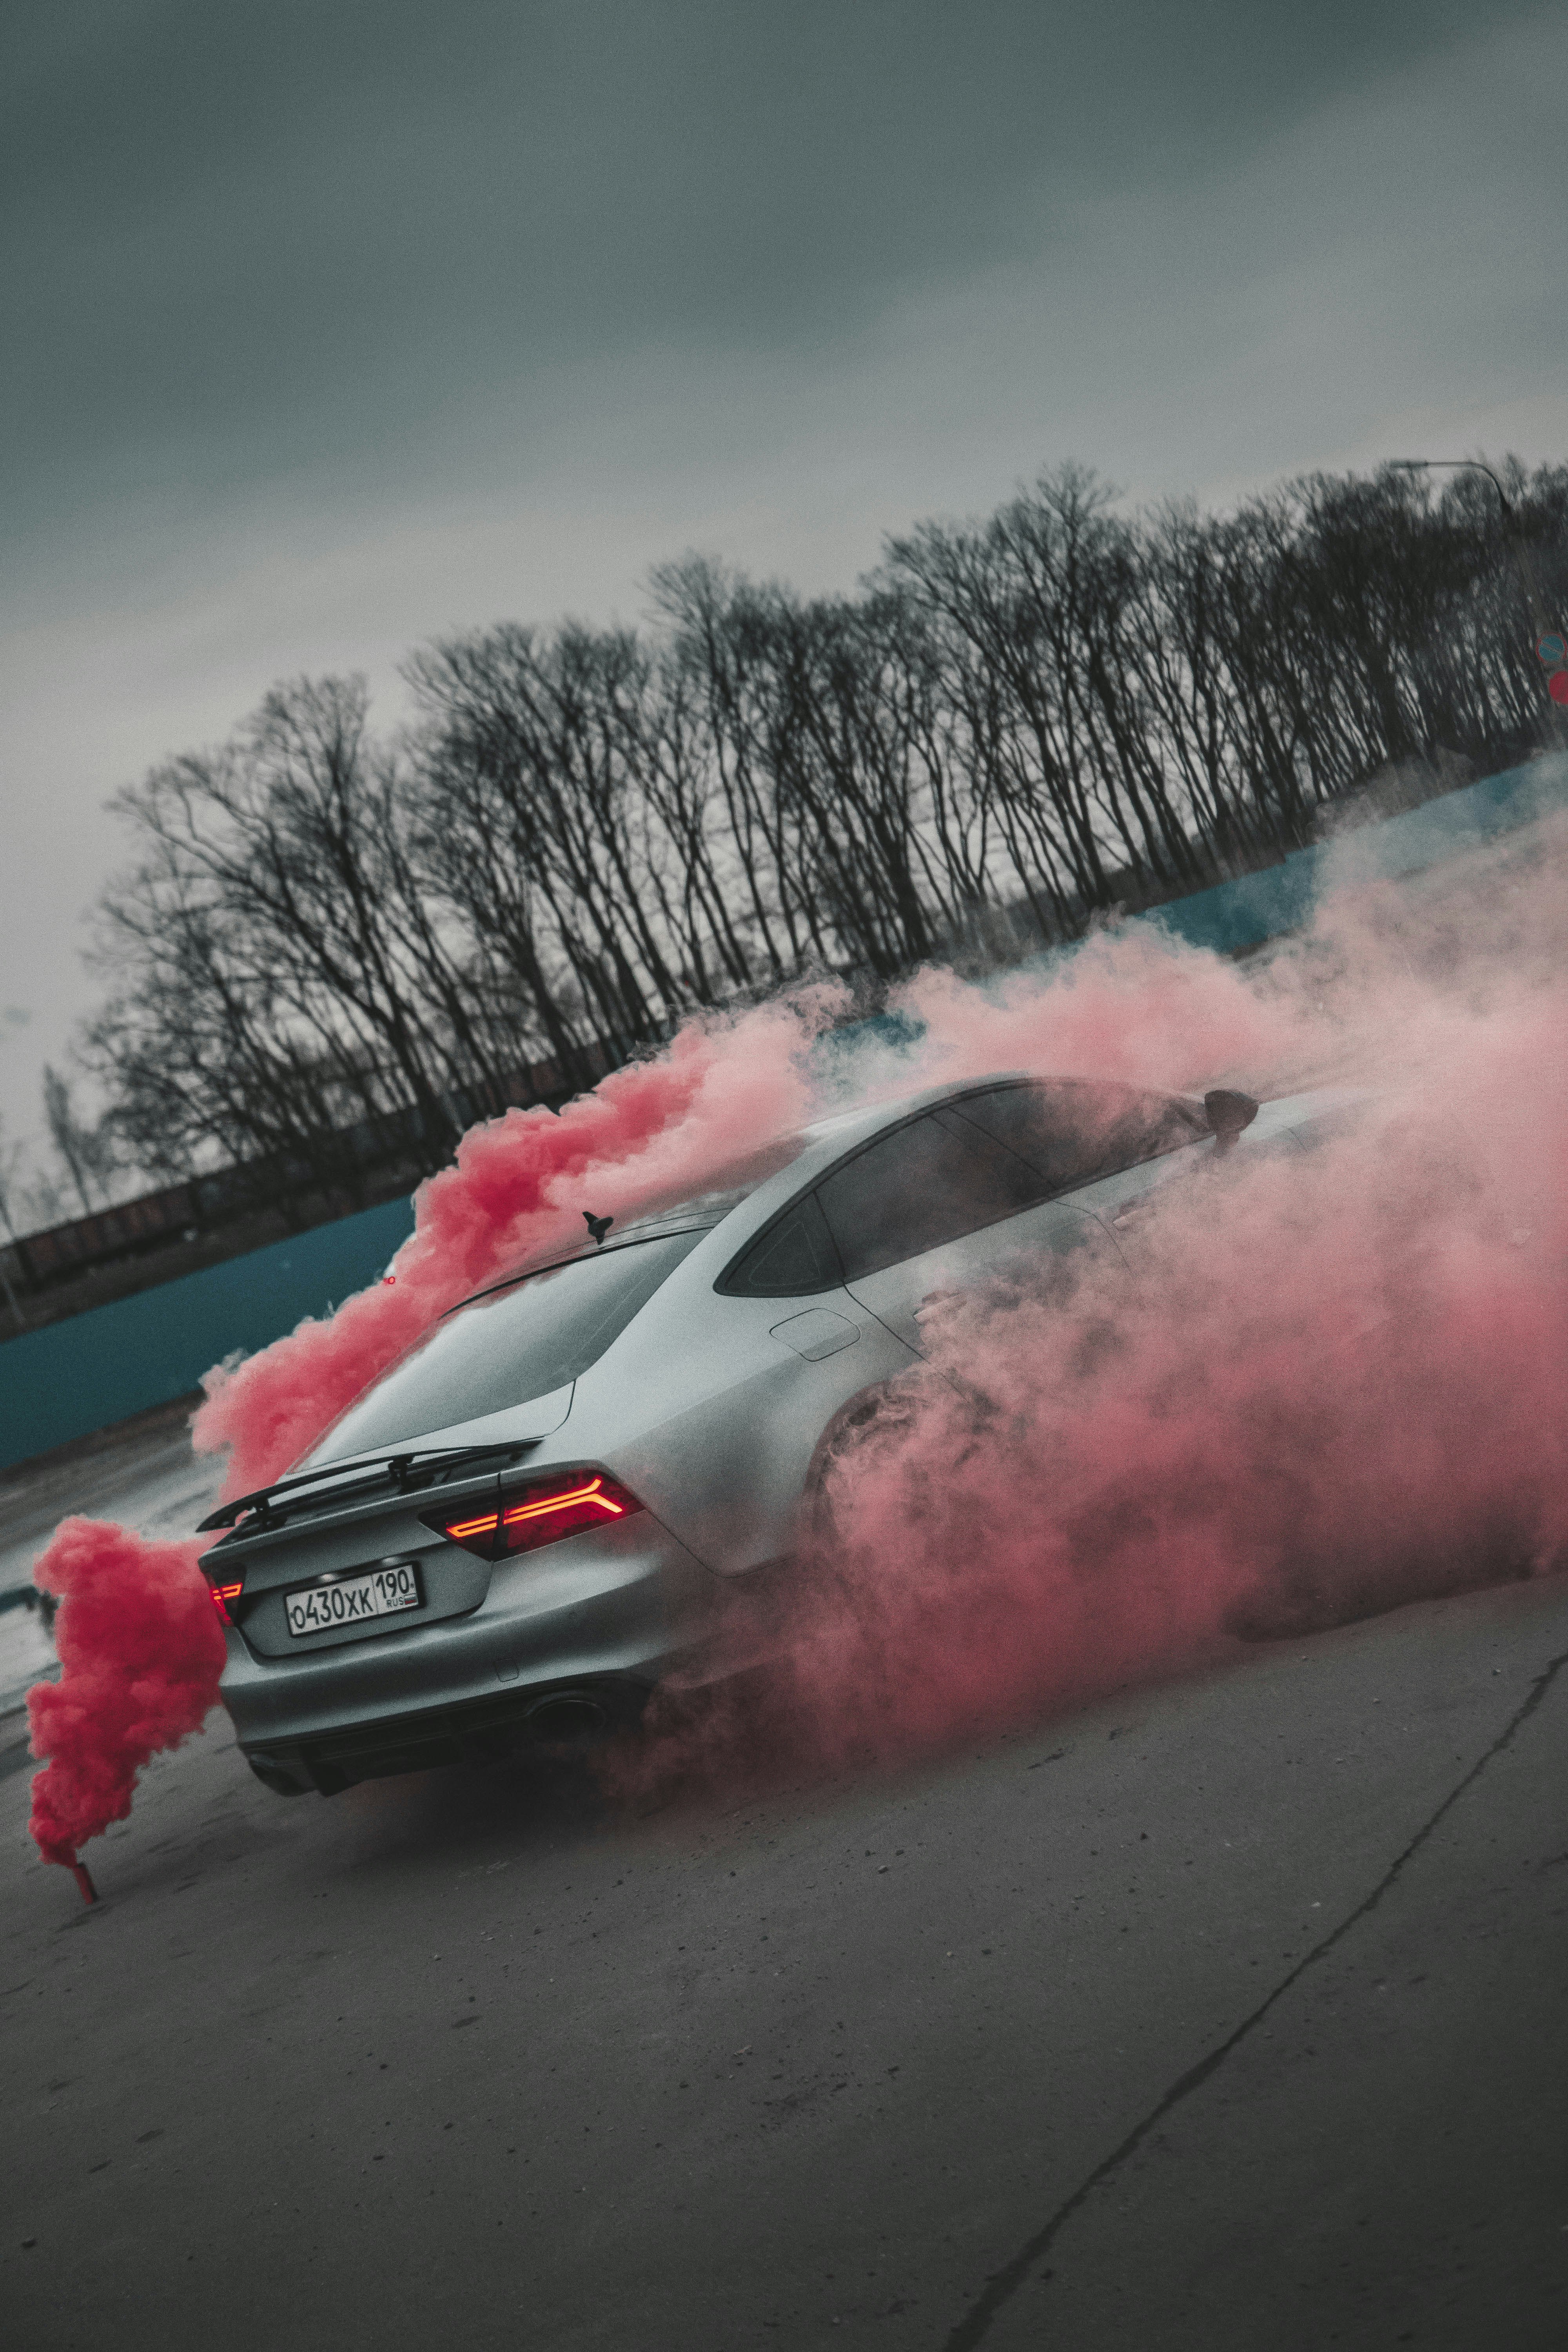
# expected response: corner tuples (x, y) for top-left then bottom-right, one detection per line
(0, 1197), (414, 1472)
(1135, 752), (1568, 958)
(1, 752), (1563, 1470)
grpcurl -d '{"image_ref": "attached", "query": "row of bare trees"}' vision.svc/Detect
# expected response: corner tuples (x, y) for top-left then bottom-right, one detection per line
(78, 458), (1567, 1214)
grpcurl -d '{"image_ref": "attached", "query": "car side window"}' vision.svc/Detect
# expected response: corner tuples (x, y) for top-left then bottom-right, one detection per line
(816, 1112), (1042, 1281)
(720, 1192), (840, 1297)
(949, 1080), (1207, 1191)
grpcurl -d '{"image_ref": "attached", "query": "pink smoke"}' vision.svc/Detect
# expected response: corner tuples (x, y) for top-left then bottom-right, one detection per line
(630, 937), (1568, 1795)
(893, 921), (1314, 1100)
(27, 1521), (223, 1876)
(22, 991), (838, 1881)
(192, 991), (839, 1500)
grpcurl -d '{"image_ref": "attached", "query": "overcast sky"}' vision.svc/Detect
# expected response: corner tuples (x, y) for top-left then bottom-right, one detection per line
(2, 0), (1563, 1156)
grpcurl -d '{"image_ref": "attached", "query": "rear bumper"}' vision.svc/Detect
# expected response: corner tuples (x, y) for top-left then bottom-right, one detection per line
(221, 1515), (720, 1793)
(242, 1671), (653, 1795)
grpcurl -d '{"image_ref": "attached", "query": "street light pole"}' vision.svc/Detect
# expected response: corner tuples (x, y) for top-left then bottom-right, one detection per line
(1390, 456), (1515, 520)
(1388, 458), (1565, 724)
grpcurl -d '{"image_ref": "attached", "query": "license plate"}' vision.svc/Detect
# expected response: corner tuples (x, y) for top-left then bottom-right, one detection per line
(285, 1561), (423, 1638)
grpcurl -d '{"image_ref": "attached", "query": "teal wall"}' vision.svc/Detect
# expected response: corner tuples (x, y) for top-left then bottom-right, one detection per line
(0, 1196), (414, 1472)
(1, 752), (1563, 1472)
(1133, 753), (1568, 959)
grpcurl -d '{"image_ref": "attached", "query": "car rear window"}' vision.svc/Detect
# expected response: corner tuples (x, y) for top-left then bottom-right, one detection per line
(314, 1229), (707, 1459)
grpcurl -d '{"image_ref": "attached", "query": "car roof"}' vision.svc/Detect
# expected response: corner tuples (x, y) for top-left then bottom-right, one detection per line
(446, 1069), (1164, 1312)
(784, 1069), (1040, 1161)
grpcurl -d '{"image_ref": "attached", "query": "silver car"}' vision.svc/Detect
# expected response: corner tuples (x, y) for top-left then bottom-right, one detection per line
(200, 1069), (1356, 1795)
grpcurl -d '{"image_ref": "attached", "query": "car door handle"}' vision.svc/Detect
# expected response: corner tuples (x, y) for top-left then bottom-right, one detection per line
(1111, 1198), (1154, 1226)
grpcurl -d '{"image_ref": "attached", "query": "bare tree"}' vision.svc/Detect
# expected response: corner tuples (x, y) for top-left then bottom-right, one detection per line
(80, 458), (1566, 1232)
(41, 1065), (116, 1216)
(87, 676), (536, 1206)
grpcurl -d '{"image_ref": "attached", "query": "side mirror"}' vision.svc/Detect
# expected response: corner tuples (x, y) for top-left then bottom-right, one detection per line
(1203, 1088), (1259, 1156)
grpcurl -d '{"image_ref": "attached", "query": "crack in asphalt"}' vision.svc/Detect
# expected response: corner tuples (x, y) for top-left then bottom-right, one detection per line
(942, 1641), (1568, 2352)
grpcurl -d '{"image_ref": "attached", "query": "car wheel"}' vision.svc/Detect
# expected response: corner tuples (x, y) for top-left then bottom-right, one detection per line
(800, 1375), (924, 1556)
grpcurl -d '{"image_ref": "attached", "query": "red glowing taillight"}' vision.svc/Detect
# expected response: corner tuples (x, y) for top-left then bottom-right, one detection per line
(425, 1470), (643, 1561)
(207, 1578), (244, 1625)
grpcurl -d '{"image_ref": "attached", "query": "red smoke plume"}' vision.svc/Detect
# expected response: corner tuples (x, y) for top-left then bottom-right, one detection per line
(22, 992), (836, 1880)
(771, 980), (1568, 1770)
(597, 847), (1568, 1797)
(192, 992), (837, 1500)
(613, 842), (1568, 1795)
(27, 1521), (223, 1875)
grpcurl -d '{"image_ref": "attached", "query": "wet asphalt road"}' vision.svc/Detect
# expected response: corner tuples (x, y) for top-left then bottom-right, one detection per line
(3, 1544), (1566, 2352)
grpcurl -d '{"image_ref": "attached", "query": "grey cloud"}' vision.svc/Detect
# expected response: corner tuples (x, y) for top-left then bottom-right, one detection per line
(5, 0), (1510, 527)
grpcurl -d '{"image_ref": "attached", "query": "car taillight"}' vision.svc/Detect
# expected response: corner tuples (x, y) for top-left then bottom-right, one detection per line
(206, 1577), (244, 1625)
(426, 1469), (643, 1561)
